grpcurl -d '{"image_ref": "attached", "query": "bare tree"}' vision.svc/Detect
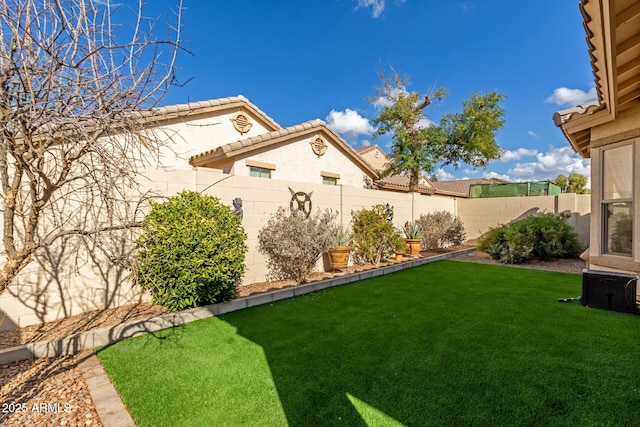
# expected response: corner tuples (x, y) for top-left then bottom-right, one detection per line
(0, 0), (185, 294)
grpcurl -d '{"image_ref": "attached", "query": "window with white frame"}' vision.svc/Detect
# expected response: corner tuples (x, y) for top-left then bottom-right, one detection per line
(601, 143), (633, 256)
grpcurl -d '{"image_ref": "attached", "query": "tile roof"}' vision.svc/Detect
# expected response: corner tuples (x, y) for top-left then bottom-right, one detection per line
(375, 174), (436, 195)
(142, 95), (281, 131)
(554, 0), (640, 158)
(431, 178), (503, 197)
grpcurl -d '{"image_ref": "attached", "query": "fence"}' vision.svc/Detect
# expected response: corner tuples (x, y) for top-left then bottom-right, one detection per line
(0, 167), (591, 330)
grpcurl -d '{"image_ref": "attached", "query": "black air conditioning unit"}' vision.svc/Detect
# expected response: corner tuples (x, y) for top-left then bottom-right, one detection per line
(582, 269), (638, 314)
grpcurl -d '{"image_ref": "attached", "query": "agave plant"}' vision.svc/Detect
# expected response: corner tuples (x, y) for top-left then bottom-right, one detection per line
(403, 221), (422, 239)
(331, 225), (352, 247)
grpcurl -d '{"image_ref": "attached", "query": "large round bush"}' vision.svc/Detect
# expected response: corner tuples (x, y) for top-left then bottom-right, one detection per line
(133, 191), (247, 311)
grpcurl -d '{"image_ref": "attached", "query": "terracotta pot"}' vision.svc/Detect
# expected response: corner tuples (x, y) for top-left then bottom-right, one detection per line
(395, 251), (404, 261)
(404, 239), (421, 255)
(328, 246), (351, 270)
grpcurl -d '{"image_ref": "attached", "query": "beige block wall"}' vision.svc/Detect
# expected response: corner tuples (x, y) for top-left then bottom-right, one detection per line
(0, 163), (593, 330)
(458, 193), (591, 245)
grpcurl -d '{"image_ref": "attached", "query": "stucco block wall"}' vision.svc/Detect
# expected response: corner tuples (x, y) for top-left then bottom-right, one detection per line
(0, 163), (593, 330)
(458, 193), (590, 245)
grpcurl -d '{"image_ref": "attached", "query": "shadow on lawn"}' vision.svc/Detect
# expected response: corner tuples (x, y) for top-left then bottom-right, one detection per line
(220, 274), (457, 427)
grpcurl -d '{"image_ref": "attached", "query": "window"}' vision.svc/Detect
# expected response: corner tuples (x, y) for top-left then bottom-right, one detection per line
(601, 143), (633, 256)
(321, 171), (340, 185)
(323, 176), (337, 185)
(249, 166), (271, 178)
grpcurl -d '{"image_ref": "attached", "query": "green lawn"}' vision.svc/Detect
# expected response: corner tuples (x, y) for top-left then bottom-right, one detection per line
(97, 261), (640, 426)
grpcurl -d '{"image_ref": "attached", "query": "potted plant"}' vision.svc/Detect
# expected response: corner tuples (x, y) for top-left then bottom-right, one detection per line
(394, 232), (406, 261)
(327, 225), (352, 270)
(403, 221), (422, 255)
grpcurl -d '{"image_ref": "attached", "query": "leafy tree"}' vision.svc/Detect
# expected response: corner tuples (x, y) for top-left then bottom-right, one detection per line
(0, 0), (185, 295)
(554, 173), (590, 194)
(370, 71), (505, 191)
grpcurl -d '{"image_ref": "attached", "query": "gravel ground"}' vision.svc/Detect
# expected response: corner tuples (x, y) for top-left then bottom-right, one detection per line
(0, 247), (585, 426)
(0, 354), (101, 427)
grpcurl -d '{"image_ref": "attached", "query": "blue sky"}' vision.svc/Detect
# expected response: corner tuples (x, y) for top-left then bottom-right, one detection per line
(153, 0), (595, 183)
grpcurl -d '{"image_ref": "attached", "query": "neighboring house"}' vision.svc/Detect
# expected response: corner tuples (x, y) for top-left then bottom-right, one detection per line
(151, 95), (380, 188)
(354, 144), (390, 172)
(354, 144), (469, 197)
(554, 0), (640, 274)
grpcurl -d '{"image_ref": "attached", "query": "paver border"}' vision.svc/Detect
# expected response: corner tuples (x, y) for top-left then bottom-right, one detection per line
(0, 248), (473, 365)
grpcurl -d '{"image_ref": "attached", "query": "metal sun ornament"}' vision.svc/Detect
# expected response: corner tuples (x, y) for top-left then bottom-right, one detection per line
(288, 186), (313, 218)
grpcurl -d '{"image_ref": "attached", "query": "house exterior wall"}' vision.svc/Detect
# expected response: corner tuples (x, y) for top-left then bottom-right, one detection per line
(155, 109), (276, 169)
(359, 148), (389, 171)
(586, 104), (640, 274)
(229, 133), (374, 188)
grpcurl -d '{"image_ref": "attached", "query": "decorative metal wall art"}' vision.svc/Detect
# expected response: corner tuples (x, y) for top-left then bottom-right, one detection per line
(232, 197), (243, 220)
(288, 186), (313, 218)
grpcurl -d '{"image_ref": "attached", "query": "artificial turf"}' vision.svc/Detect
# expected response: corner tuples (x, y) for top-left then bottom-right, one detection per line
(97, 260), (640, 426)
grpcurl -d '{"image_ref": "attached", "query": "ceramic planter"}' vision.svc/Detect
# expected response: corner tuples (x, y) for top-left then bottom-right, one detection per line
(404, 239), (421, 255)
(328, 246), (351, 270)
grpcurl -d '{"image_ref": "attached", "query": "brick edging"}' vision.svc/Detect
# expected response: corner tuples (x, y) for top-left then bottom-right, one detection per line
(0, 248), (474, 365)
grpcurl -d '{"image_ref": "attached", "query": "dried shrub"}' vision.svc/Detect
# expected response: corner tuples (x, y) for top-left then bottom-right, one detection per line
(416, 211), (467, 249)
(133, 191), (247, 312)
(351, 204), (403, 266)
(258, 208), (336, 283)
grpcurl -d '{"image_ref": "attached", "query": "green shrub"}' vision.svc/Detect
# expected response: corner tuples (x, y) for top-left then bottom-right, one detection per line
(416, 211), (467, 249)
(258, 208), (336, 284)
(133, 191), (247, 312)
(478, 212), (582, 264)
(351, 204), (402, 266)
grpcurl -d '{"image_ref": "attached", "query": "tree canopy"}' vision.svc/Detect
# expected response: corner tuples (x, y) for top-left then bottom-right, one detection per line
(555, 173), (590, 194)
(370, 71), (505, 191)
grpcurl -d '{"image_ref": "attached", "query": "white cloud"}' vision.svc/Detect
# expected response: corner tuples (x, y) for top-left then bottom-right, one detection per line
(545, 86), (597, 107)
(482, 171), (513, 181)
(417, 117), (435, 129)
(528, 130), (538, 138)
(356, 0), (385, 18)
(463, 168), (480, 175)
(507, 146), (591, 183)
(326, 109), (375, 139)
(435, 168), (456, 181)
(500, 148), (538, 162)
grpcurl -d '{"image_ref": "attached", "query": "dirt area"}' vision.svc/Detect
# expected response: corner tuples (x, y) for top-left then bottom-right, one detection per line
(0, 246), (585, 426)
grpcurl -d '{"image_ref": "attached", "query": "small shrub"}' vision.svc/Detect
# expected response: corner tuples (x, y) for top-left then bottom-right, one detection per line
(330, 224), (352, 247)
(133, 191), (247, 312)
(416, 211), (467, 249)
(478, 212), (582, 264)
(351, 204), (402, 266)
(258, 208), (336, 283)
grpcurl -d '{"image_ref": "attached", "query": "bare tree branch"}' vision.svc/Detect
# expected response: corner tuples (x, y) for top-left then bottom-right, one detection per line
(0, 0), (185, 294)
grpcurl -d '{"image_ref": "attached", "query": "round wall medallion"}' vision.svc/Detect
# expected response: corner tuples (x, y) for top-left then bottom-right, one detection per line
(310, 136), (327, 156)
(231, 112), (253, 134)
